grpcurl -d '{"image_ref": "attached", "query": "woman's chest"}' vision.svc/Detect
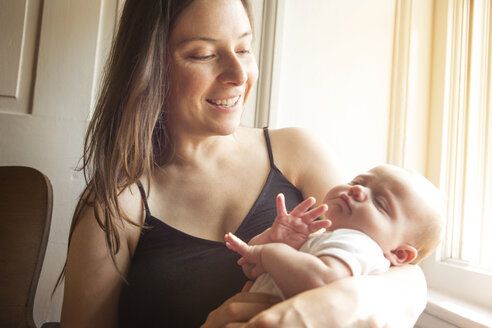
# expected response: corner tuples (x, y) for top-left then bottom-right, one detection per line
(120, 231), (248, 327)
(145, 162), (271, 241)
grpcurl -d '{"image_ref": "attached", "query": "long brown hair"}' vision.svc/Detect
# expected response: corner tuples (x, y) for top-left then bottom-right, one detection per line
(55, 0), (253, 290)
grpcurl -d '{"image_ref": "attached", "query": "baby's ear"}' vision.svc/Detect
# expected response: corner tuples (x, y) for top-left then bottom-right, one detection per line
(385, 245), (418, 266)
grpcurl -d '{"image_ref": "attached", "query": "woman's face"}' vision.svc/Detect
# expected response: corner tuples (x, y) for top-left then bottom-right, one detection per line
(167, 0), (258, 137)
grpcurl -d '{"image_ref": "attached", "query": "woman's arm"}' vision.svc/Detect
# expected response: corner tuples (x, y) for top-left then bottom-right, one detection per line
(245, 265), (427, 328)
(61, 207), (129, 327)
(200, 286), (280, 328)
(61, 187), (143, 328)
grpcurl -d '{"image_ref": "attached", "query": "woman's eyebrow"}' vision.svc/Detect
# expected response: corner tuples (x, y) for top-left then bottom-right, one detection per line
(177, 31), (252, 46)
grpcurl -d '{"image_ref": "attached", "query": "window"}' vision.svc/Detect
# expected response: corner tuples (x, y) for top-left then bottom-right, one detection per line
(440, 0), (492, 271)
(421, 0), (492, 317)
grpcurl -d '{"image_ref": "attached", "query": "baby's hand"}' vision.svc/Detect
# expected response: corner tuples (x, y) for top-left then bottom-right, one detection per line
(269, 193), (330, 249)
(225, 233), (265, 279)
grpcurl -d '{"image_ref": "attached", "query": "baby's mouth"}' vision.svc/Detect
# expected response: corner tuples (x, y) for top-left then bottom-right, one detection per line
(339, 194), (352, 214)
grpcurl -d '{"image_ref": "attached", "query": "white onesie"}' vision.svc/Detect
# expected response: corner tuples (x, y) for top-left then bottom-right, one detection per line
(249, 228), (391, 299)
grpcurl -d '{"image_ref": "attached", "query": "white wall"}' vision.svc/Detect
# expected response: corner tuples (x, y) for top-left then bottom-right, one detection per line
(270, 0), (396, 176)
(268, 0), (432, 178)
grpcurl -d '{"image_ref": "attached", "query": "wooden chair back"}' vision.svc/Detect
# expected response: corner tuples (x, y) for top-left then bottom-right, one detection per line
(0, 166), (53, 328)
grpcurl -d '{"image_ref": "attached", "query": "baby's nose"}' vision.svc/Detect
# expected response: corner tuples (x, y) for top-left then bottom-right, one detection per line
(348, 185), (367, 202)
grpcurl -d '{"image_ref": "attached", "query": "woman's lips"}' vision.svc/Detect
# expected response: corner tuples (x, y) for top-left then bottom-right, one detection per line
(206, 95), (241, 112)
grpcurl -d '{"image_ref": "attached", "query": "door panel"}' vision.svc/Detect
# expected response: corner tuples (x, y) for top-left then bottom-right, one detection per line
(0, 0), (118, 324)
(0, 0), (42, 114)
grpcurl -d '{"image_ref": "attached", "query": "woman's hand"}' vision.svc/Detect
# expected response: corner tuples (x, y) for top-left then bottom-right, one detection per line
(242, 278), (366, 328)
(243, 265), (427, 328)
(201, 282), (280, 328)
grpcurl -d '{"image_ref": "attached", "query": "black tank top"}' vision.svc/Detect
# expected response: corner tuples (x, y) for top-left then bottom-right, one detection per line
(118, 128), (304, 327)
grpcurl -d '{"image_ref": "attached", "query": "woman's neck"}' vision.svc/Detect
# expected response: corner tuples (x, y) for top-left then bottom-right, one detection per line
(165, 129), (243, 169)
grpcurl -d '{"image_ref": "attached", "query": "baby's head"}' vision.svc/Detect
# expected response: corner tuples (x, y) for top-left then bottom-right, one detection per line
(323, 164), (444, 265)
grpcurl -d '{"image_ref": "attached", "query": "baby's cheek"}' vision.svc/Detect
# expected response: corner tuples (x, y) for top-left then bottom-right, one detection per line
(326, 204), (341, 217)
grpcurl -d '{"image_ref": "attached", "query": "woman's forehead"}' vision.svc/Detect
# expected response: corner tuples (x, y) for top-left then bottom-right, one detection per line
(170, 0), (251, 42)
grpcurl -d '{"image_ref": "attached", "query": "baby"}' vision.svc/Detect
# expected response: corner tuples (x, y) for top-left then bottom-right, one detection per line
(225, 164), (444, 299)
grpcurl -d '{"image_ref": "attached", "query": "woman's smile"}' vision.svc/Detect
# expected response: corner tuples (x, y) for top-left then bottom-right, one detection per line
(206, 94), (242, 111)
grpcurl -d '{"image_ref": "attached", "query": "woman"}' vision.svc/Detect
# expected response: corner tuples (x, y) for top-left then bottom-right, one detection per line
(60, 0), (426, 327)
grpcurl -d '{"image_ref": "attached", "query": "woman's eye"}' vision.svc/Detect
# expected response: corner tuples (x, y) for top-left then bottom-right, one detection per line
(190, 54), (215, 61)
(236, 49), (251, 55)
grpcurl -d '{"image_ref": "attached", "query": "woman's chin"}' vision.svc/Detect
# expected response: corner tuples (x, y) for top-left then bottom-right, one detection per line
(211, 115), (243, 136)
(214, 121), (241, 136)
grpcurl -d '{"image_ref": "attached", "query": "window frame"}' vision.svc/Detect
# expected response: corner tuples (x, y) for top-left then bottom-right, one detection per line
(421, 0), (492, 316)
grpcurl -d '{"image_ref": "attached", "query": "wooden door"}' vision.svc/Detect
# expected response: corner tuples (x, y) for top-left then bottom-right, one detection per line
(0, 0), (118, 323)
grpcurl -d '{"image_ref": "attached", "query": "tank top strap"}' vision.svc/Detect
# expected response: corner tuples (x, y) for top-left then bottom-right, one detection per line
(136, 181), (151, 218)
(263, 127), (275, 168)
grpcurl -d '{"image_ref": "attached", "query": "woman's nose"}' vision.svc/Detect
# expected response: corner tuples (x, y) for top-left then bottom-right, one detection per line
(348, 185), (367, 202)
(218, 53), (247, 85)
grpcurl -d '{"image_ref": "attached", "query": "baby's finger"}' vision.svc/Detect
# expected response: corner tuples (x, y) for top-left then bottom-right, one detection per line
(301, 204), (328, 222)
(309, 219), (331, 232)
(275, 193), (288, 217)
(225, 233), (250, 256)
(242, 280), (254, 292)
(226, 241), (241, 254)
(290, 197), (316, 217)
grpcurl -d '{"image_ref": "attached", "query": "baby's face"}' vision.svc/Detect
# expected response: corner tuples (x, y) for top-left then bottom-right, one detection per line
(323, 165), (425, 252)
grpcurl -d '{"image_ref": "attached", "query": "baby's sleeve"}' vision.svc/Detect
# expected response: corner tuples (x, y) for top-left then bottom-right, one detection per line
(300, 229), (391, 275)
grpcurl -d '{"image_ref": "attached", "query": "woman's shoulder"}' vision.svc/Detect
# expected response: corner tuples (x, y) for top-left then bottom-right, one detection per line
(117, 182), (147, 226)
(267, 127), (322, 171)
(235, 126), (266, 142)
(268, 127), (315, 150)
(237, 126), (316, 155)
(236, 126), (314, 161)
(75, 182), (145, 251)
(267, 127), (347, 201)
